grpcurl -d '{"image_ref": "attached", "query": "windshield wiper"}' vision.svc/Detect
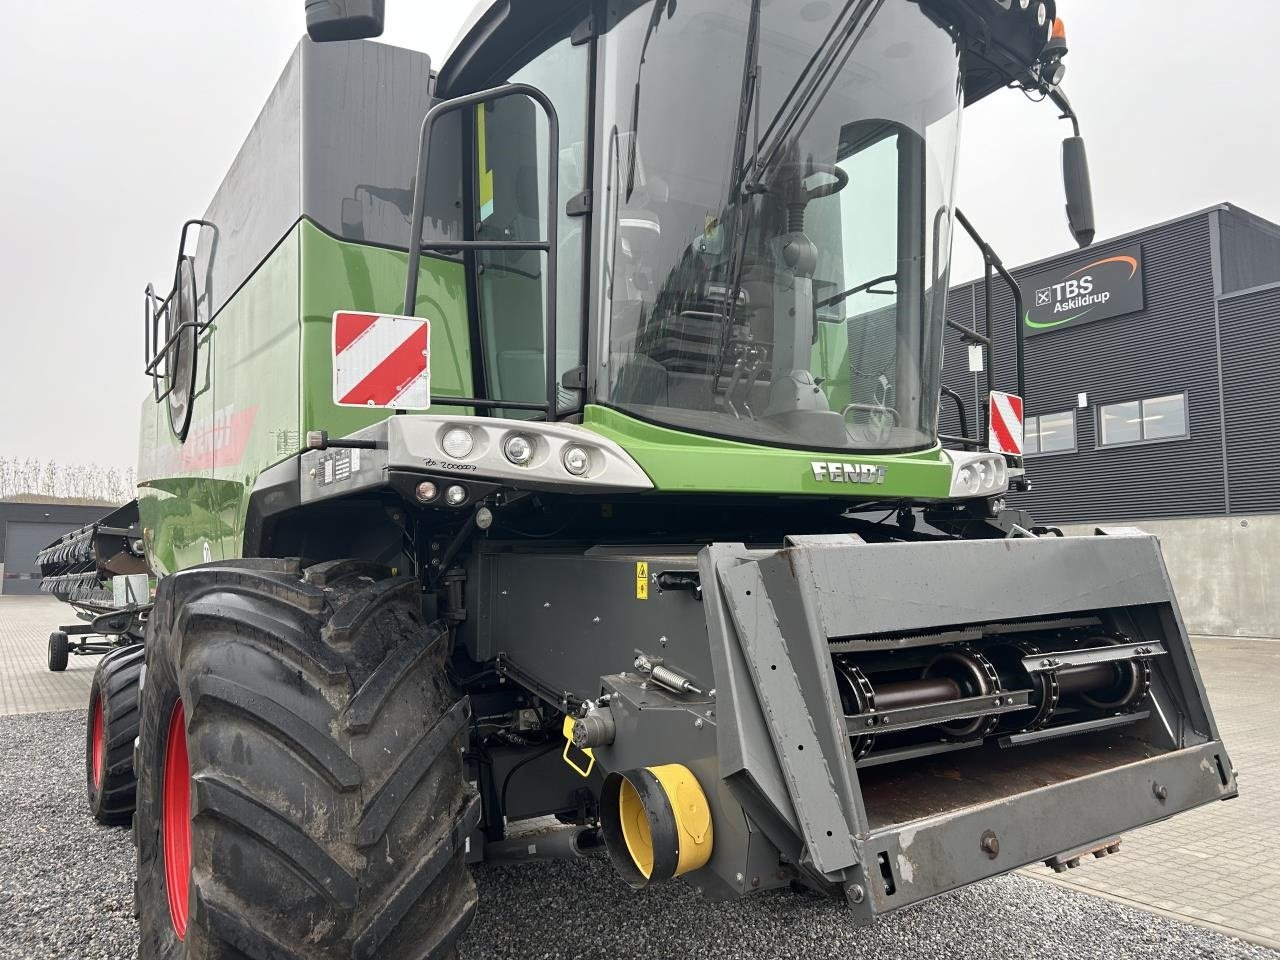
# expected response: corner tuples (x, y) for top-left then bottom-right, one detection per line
(623, 0), (672, 202)
(714, 0), (881, 355)
(728, 0), (764, 197)
(711, 0), (764, 398)
(752, 0), (880, 180)
(817, 272), (898, 311)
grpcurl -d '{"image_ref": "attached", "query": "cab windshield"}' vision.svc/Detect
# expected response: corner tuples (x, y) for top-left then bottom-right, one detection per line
(597, 0), (962, 451)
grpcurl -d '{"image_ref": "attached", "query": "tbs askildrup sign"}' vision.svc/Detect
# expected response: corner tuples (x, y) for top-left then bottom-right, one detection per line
(1020, 244), (1144, 336)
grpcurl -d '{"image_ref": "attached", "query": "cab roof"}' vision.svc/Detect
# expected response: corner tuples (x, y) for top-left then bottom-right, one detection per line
(438, 0), (584, 96)
(438, 0), (1059, 102)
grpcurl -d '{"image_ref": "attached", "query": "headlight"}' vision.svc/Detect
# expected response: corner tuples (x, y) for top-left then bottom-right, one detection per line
(441, 427), (474, 459)
(959, 465), (981, 496)
(445, 484), (468, 506)
(504, 434), (534, 466)
(978, 460), (995, 488)
(562, 445), (590, 476)
(993, 458), (1008, 488)
(414, 481), (438, 503)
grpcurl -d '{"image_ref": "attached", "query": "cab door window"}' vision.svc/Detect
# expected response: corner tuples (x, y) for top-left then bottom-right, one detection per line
(474, 32), (588, 416)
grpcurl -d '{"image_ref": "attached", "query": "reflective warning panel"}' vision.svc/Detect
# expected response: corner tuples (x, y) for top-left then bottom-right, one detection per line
(988, 390), (1024, 456)
(331, 311), (430, 409)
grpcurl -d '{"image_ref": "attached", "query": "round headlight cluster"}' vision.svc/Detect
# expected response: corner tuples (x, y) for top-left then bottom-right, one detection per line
(427, 428), (604, 483)
(955, 455), (1009, 498)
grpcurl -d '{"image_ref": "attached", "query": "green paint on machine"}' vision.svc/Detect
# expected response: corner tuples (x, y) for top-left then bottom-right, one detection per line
(298, 219), (474, 438)
(581, 406), (956, 499)
(137, 220), (474, 572)
(136, 215), (961, 577)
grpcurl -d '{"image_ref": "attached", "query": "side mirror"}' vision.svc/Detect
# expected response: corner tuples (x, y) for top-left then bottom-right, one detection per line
(1062, 135), (1095, 247)
(305, 0), (385, 42)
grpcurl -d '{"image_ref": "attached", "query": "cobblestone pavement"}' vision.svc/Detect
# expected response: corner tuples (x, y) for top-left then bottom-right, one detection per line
(0, 596), (98, 715)
(1, 596), (1277, 947)
(1023, 636), (1280, 949)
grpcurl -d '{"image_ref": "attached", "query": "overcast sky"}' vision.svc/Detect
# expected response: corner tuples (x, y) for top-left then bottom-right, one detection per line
(2, 1), (1277, 472)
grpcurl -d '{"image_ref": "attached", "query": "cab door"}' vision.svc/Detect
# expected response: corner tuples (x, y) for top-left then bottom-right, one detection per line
(471, 17), (591, 417)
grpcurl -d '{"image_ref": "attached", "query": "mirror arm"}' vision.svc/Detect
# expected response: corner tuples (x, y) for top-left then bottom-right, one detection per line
(1048, 87), (1081, 138)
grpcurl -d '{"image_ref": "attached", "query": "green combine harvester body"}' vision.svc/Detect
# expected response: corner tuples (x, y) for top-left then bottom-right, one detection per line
(134, 31), (1001, 570)
(52, 1), (1238, 955)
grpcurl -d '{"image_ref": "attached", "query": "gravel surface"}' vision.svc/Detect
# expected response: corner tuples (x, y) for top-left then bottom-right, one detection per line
(0, 711), (135, 960)
(2, 710), (1276, 960)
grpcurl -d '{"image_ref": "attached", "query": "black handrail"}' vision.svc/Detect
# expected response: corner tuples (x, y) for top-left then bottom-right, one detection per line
(404, 83), (561, 421)
(142, 218), (215, 400)
(939, 385), (970, 440)
(954, 209), (1026, 402)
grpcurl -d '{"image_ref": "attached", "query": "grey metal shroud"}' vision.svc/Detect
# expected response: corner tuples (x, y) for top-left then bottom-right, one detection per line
(696, 531), (1235, 919)
(458, 530), (1234, 921)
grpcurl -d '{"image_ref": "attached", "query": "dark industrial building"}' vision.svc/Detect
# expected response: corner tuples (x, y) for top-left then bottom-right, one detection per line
(942, 203), (1280, 525)
(0, 501), (112, 595)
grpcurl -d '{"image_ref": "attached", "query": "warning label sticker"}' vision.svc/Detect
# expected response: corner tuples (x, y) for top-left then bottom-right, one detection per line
(635, 561), (649, 600)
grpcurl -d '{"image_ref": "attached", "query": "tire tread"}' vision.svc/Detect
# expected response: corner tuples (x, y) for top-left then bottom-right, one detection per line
(134, 560), (478, 959)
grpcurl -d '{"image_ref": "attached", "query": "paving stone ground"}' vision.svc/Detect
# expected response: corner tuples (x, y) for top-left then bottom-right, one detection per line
(1022, 635), (1280, 949)
(0, 596), (100, 715)
(1, 595), (1276, 947)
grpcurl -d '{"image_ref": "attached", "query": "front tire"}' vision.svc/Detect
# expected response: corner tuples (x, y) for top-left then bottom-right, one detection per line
(134, 559), (479, 959)
(87, 643), (144, 824)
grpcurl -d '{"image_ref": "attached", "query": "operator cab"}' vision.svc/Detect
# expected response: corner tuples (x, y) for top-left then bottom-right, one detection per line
(313, 0), (1084, 457)
(596, 1), (961, 452)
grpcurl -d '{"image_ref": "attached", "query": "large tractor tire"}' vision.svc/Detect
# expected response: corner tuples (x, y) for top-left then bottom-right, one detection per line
(133, 558), (480, 959)
(87, 643), (145, 825)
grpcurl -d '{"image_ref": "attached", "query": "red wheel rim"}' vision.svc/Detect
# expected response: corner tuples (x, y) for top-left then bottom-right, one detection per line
(90, 694), (105, 791)
(162, 700), (191, 940)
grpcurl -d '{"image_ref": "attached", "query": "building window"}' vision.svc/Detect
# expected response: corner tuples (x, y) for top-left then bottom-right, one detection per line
(1024, 410), (1077, 456)
(1098, 393), (1189, 446)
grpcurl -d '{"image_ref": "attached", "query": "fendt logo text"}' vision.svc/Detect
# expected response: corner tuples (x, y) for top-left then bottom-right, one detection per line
(810, 462), (887, 484)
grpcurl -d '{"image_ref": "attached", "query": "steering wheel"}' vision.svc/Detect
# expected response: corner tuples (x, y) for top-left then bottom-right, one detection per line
(774, 161), (849, 202)
(802, 162), (849, 201)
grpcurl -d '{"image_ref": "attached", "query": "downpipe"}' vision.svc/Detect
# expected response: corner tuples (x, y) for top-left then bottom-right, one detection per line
(483, 825), (603, 864)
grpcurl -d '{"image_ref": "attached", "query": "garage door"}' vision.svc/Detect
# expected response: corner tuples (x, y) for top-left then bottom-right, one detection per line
(2, 521), (70, 596)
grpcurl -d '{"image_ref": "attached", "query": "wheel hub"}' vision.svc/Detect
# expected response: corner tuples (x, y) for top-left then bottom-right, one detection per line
(90, 695), (105, 791)
(162, 700), (191, 940)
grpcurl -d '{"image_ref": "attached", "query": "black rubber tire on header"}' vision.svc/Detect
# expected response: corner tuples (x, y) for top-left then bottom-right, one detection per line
(48, 631), (69, 672)
(86, 643), (145, 825)
(133, 558), (479, 959)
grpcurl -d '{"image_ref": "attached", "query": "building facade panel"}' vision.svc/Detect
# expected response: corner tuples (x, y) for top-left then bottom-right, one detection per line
(942, 209), (1230, 523)
(1218, 282), (1280, 514)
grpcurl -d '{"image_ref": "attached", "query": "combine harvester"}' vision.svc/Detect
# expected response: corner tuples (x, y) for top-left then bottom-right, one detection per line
(55, 0), (1237, 955)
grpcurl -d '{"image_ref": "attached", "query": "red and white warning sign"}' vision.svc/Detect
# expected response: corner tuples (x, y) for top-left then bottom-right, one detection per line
(988, 390), (1024, 456)
(332, 311), (430, 409)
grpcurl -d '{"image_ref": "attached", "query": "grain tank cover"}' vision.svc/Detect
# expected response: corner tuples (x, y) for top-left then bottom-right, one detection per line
(190, 39), (436, 323)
